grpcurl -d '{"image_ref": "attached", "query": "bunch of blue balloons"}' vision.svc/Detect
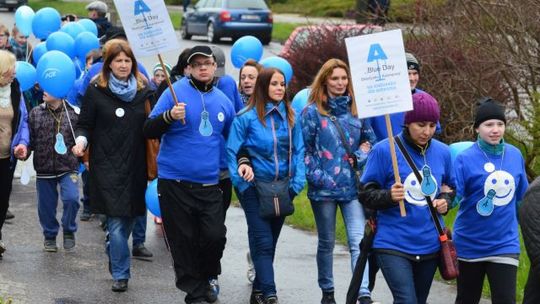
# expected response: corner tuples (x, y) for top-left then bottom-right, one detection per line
(230, 35), (294, 84)
(14, 5), (101, 98)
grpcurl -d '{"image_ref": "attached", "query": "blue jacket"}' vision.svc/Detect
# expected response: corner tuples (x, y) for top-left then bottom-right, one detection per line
(301, 96), (376, 201)
(149, 77), (235, 184)
(9, 80), (30, 165)
(227, 102), (306, 194)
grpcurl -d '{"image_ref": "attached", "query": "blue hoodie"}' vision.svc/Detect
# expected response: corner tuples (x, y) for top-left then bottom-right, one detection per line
(301, 96), (376, 201)
(227, 102), (306, 194)
(149, 77), (235, 184)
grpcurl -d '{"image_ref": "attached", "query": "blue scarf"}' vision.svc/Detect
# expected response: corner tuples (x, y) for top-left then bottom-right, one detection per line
(109, 74), (137, 102)
(327, 95), (351, 116)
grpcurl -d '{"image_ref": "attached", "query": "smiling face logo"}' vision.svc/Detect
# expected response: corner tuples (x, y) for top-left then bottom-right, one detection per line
(483, 169), (515, 206)
(403, 172), (438, 206)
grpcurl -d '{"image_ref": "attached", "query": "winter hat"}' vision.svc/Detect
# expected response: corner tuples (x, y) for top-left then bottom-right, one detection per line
(404, 92), (440, 124)
(209, 45), (226, 77)
(474, 97), (506, 128)
(153, 62), (172, 77)
(406, 52), (420, 72)
(86, 1), (108, 14)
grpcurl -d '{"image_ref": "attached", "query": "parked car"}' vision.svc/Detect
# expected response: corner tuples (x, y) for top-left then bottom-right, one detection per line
(0, 0), (27, 11)
(279, 24), (382, 58)
(181, 0), (273, 45)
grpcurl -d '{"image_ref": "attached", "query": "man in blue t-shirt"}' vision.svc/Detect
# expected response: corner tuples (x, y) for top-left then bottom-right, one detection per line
(143, 46), (235, 304)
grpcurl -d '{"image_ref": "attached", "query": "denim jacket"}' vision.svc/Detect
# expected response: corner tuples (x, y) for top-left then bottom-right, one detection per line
(227, 101), (306, 194)
(301, 96), (376, 201)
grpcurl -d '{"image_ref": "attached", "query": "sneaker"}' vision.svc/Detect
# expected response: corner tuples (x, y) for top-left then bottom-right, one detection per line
(206, 279), (219, 302)
(265, 296), (279, 304)
(63, 233), (76, 250)
(250, 290), (265, 304)
(111, 279), (128, 292)
(132, 245), (153, 259)
(44, 239), (58, 252)
(321, 291), (336, 304)
(80, 210), (92, 221)
(5, 210), (14, 220)
(0, 240), (6, 258)
(247, 251), (256, 283)
(357, 296), (374, 304)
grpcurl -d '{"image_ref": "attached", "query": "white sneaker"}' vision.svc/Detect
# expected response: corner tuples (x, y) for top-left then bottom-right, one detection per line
(247, 251), (256, 283)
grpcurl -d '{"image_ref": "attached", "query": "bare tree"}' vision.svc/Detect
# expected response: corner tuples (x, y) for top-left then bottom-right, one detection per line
(405, 0), (540, 179)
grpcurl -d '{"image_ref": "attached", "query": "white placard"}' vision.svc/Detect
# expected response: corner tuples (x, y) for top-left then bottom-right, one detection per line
(345, 29), (412, 119)
(113, 0), (180, 57)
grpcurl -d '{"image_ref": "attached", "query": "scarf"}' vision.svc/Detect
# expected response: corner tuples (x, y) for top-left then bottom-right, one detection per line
(108, 74), (137, 102)
(0, 84), (11, 108)
(327, 95), (351, 116)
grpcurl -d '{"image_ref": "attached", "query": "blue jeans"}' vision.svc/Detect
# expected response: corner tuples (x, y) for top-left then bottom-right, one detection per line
(240, 187), (285, 298)
(132, 213), (147, 247)
(376, 253), (438, 304)
(311, 199), (370, 297)
(36, 174), (80, 239)
(106, 217), (135, 280)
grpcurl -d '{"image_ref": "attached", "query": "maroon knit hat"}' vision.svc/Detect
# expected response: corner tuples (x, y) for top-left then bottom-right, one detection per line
(404, 92), (440, 124)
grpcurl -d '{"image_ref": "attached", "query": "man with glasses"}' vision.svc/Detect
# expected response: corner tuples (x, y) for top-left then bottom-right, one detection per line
(144, 45), (235, 304)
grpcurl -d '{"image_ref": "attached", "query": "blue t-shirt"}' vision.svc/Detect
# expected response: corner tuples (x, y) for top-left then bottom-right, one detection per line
(149, 77), (235, 184)
(361, 133), (455, 255)
(453, 142), (528, 259)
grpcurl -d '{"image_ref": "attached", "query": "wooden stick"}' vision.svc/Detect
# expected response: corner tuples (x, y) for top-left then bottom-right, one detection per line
(385, 114), (406, 217)
(158, 53), (185, 124)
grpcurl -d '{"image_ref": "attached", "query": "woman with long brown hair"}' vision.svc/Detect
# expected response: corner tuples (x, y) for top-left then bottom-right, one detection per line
(227, 68), (305, 304)
(301, 58), (376, 304)
(72, 39), (153, 292)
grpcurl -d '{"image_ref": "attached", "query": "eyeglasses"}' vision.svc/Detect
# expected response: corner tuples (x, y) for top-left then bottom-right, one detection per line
(190, 61), (215, 69)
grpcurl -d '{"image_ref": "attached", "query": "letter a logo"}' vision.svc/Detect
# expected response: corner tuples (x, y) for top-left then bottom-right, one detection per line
(367, 43), (388, 63)
(134, 0), (151, 16)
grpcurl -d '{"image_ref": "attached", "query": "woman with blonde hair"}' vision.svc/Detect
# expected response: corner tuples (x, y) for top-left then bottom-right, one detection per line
(72, 39), (153, 292)
(301, 58), (376, 304)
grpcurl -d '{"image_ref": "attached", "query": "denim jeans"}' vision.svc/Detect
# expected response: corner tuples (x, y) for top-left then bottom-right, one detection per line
(106, 216), (135, 280)
(311, 199), (370, 297)
(376, 253), (438, 304)
(132, 213), (147, 247)
(36, 174), (80, 239)
(240, 187), (285, 298)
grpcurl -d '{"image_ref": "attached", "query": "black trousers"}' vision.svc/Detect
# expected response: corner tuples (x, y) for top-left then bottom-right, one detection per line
(524, 266), (540, 304)
(158, 179), (226, 298)
(455, 260), (517, 304)
(219, 177), (232, 220)
(0, 157), (16, 240)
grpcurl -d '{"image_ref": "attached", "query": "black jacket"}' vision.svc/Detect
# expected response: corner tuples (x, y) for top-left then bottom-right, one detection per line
(76, 82), (152, 217)
(520, 177), (540, 273)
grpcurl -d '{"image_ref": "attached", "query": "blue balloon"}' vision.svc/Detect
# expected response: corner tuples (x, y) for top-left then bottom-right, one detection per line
(61, 22), (85, 40)
(31, 7), (61, 40)
(78, 19), (98, 37)
(260, 56), (293, 84)
(36, 51), (76, 99)
(15, 61), (37, 91)
(449, 141), (474, 163)
(75, 32), (100, 60)
(32, 42), (47, 64)
(291, 88), (310, 117)
(231, 35), (263, 69)
(145, 179), (161, 217)
(15, 6), (35, 37)
(46, 31), (76, 58)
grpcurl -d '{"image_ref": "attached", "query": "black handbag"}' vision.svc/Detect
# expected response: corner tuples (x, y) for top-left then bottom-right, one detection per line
(394, 136), (459, 280)
(255, 121), (294, 219)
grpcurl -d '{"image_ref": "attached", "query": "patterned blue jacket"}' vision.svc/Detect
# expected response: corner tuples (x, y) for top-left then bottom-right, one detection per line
(301, 96), (376, 201)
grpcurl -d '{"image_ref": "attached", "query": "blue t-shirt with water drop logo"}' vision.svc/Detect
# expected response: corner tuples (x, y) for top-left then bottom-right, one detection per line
(453, 142), (528, 259)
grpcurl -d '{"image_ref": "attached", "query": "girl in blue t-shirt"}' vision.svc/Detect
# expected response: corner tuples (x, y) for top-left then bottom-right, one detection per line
(453, 98), (528, 304)
(359, 92), (455, 304)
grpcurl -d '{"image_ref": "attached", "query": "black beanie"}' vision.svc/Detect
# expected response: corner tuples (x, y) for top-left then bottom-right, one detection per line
(474, 97), (506, 128)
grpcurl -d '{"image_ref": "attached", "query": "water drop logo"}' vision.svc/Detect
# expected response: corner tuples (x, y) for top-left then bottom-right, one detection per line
(367, 43), (388, 81)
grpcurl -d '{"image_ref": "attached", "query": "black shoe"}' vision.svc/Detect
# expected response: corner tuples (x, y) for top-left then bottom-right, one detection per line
(205, 282), (218, 303)
(132, 245), (153, 259)
(44, 239), (58, 252)
(321, 291), (336, 304)
(358, 296), (374, 304)
(63, 233), (76, 250)
(80, 210), (91, 221)
(265, 296), (279, 304)
(250, 290), (265, 304)
(5, 210), (14, 220)
(111, 279), (128, 292)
